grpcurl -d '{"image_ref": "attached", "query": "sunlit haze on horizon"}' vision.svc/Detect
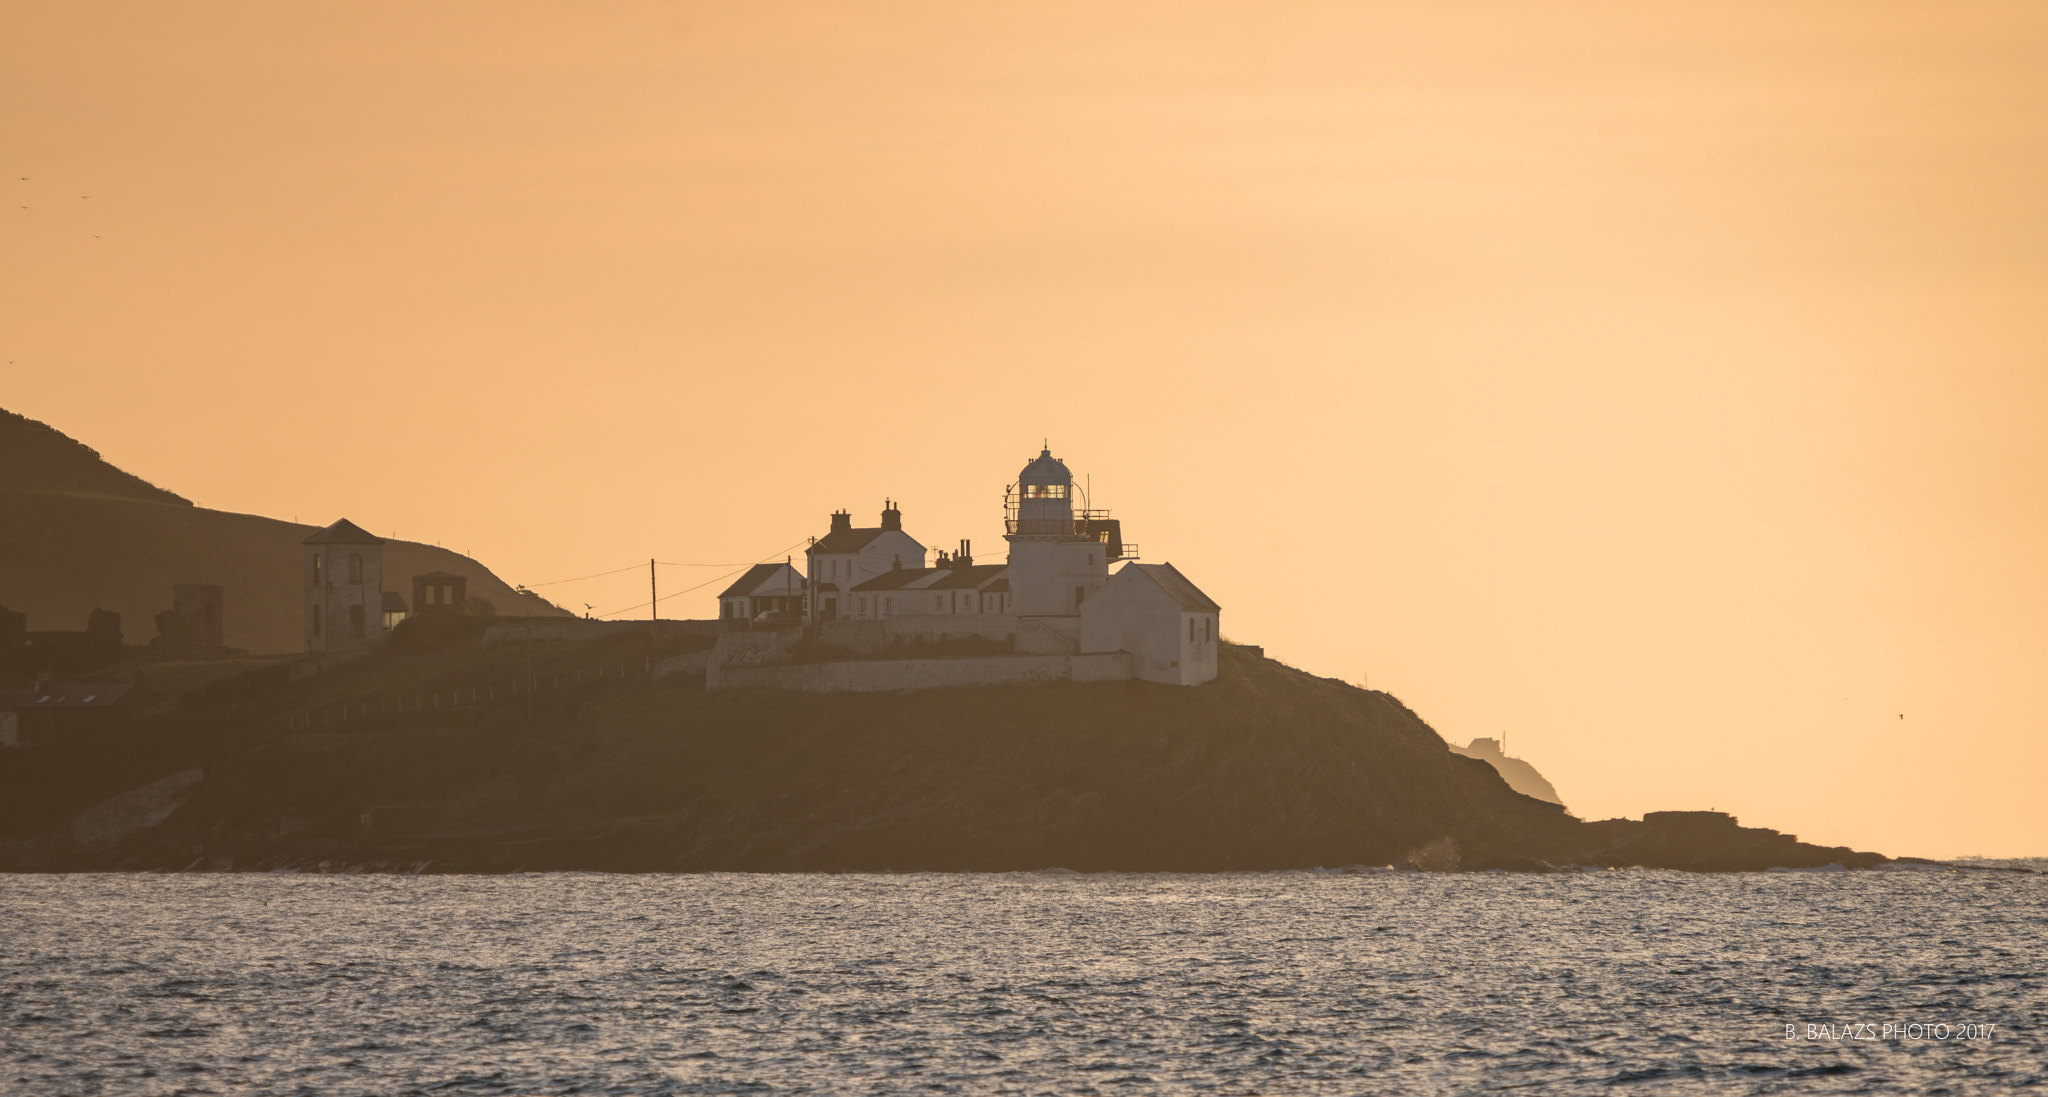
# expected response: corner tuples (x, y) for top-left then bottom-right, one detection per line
(4, 2), (2044, 858)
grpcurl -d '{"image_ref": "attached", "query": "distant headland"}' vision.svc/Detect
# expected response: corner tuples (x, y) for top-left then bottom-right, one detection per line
(0, 407), (1892, 873)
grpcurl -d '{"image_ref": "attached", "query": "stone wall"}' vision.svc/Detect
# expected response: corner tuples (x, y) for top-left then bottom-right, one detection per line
(709, 651), (1133, 693)
(652, 650), (711, 683)
(480, 618), (719, 645)
(818, 614), (1077, 655)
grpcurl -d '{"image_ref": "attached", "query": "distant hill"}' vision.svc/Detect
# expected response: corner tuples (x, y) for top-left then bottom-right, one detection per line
(0, 408), (569, 655)
(1450, 737), (1565, 806)
(0, 408), (190, 504)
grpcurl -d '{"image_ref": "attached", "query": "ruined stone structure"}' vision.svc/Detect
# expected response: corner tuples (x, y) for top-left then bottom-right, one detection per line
(153, 584), (224, 647)
(303, 519), (385, 654)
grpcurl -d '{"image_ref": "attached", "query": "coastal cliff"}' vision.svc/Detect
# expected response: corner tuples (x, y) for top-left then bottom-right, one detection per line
(0, 630), (1884, 873)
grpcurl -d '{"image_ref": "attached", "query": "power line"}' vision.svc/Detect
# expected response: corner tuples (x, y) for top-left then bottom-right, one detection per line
(522, 562), (645, 588)
(526, 559), (773, 589)
(597, 537), (811, 619)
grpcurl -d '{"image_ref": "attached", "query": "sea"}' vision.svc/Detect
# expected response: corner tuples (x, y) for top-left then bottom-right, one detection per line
(3, 867), (2043, 1095)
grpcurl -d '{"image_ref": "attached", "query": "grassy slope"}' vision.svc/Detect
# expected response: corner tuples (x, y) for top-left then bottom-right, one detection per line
(0, 407), (567, 653)
(119, 640), (1580, 871)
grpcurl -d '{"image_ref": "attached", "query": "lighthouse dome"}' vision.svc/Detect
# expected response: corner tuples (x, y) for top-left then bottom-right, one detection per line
(1018, 447), (1072, 486)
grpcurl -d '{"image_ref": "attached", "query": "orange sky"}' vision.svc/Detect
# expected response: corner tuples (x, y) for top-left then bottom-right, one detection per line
(5, 1), (2045, 858)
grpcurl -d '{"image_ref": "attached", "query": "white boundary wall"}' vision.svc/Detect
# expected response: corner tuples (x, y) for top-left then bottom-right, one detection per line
(709, 652), (1133, 693)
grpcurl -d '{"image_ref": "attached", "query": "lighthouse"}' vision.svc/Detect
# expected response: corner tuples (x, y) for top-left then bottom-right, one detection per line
(1003, 446), (1113, 625)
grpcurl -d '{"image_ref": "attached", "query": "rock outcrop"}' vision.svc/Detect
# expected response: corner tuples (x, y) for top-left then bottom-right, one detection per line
(1450, 736), (1564, 805)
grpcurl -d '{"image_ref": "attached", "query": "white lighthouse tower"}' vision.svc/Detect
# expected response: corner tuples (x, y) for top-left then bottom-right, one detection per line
(1004, 446), (1113, 631)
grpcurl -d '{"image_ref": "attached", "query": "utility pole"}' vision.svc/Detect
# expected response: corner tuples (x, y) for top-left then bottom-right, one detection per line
(650, 558), (658, 622)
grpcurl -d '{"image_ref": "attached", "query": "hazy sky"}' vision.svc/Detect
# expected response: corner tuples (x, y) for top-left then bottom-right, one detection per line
(5, 2), (2045, 857)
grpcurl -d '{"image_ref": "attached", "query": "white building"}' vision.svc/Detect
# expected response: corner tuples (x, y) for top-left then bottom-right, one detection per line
(1079, 562), (1221, 686)
(803, 503), (926, 622)
(768, 445), (1220, 686)
(718, 562), (807, 624)
(1003, 448), (1113, 632)
(845, 560), (1011, 619)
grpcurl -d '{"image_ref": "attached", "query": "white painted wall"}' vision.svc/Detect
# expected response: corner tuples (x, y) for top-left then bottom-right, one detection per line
(807, 530), (929, 621)
(1005, 538), (1109, 618)
(1079, 566), (1219, 686)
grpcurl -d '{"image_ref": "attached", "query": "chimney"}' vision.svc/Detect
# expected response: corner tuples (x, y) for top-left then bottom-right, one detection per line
(881, 499), (902, 531)
(936, 550), (950, 567)
(958, 539), (972, 567)
(829, 510), (852, 534)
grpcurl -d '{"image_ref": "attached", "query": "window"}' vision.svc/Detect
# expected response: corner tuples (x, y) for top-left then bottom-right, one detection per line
(312, 554), (324, 584)
(933, 594), (943, 611)
(1189, 617), (1196, 642)
(348, 553), (363, 584)
(1203, 617), (1211, 643)
(311, 604), (322, 637)
(1023, 484), (1069, 499)
(349, 604), (365, 639)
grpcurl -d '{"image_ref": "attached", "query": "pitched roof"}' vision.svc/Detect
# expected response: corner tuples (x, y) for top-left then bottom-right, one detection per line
(850, 567), (939, 592)
(718, 563), (803, 600)
(808, 526), (889, 555)
(303, 518), (384, 545)
(1123, 562), (1220, 612)
(928, 564), (1008, 590)
(0, 682), (146, 710)
(381, 591), (409, 613)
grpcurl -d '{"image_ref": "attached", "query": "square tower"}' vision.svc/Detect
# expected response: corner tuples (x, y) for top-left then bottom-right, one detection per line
(303, 519), (386, 653)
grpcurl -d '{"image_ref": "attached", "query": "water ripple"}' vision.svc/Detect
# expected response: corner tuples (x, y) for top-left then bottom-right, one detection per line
(1, 869), (2042, 1095)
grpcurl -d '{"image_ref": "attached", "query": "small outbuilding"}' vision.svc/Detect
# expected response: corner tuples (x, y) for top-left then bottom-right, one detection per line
(381, 591), (410, 631)
(1079, 562), (1222, 686)
(718, 562), (807, 624)
(412, 572), (467, 616)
